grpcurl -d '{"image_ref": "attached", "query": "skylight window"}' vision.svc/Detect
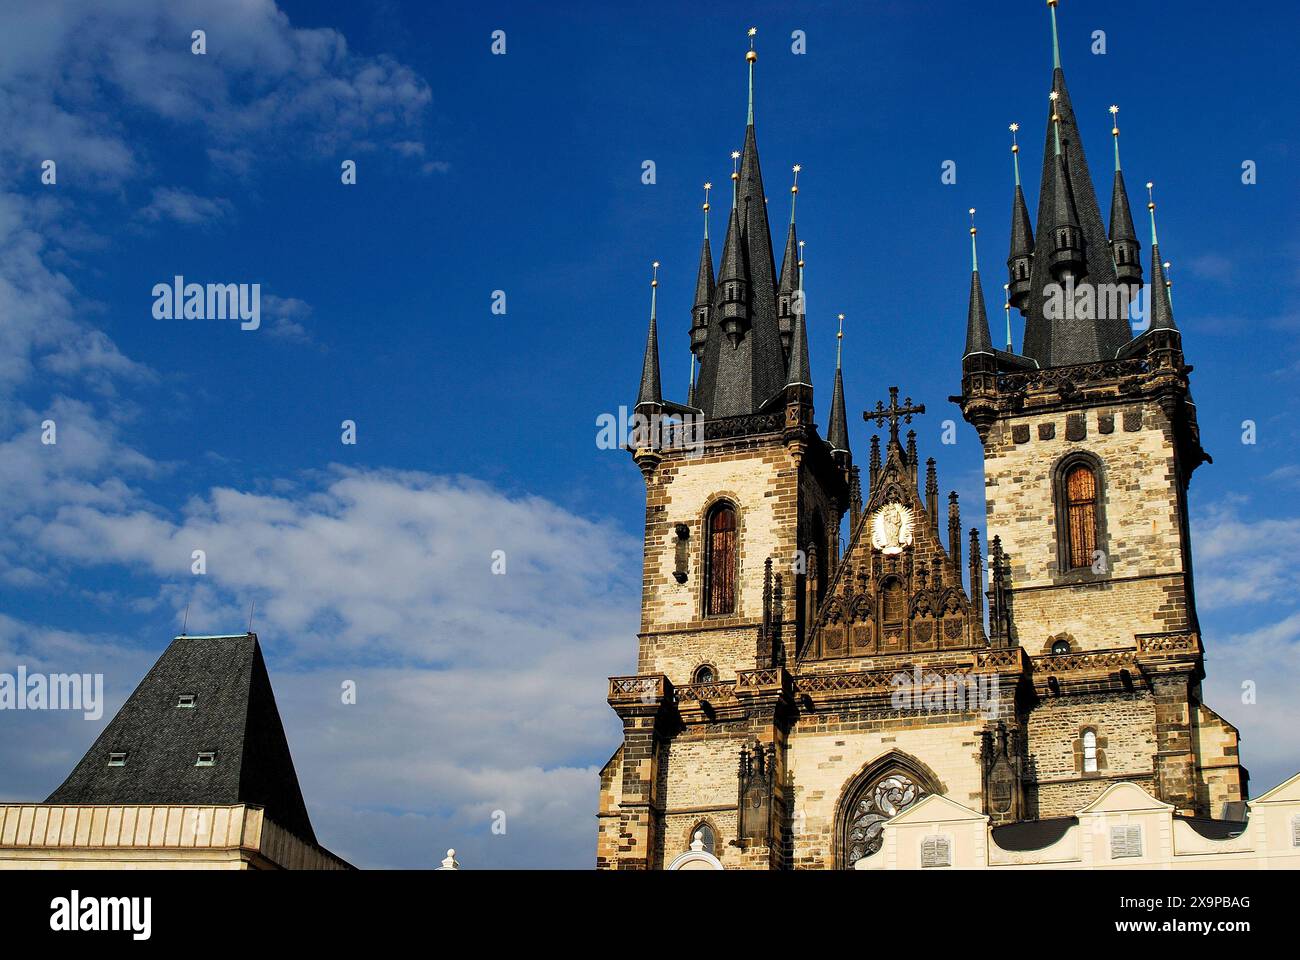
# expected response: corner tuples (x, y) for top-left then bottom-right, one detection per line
(107, 752), (127, 767)
(195, 751), (217, 767)
(177, 694), (196, 708)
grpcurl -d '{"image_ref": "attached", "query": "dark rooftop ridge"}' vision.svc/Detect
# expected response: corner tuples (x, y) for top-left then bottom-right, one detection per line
(46, 632), (318, 845)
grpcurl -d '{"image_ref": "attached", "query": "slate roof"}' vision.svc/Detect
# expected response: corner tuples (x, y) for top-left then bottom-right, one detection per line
(990, 815), (1077, 851)
(693, 122), (789, 418)
(1019, 68), (1133, 366)
(46, 633), (317, 845)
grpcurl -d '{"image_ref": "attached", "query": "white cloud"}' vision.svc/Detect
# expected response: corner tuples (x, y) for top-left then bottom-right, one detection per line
(139, 186), (233, 226)
(0, 0), (438, 186)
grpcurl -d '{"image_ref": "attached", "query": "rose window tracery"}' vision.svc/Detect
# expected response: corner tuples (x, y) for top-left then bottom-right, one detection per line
(845, 773), (924, 864)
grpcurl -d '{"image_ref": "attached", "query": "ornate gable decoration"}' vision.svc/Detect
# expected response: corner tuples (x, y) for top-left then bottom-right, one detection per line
(802, 386), (988, 662)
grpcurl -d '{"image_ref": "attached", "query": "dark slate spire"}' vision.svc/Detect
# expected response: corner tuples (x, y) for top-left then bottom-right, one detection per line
(690, 183), (715, 365)
(784, 247), (811, 388)
(1019, 1), (1130, 367)
(964, 209), (995, 358)
(1146, 184), (1177, 332)
(1108, 105), (1143, 292)
(716, 193), (749, 348)
(776, 165), (801, 357)
(47, 634), (318, 845)
(827, 313), (850, 458)
(690, 30), (790, 418)
(1045, 99), (1085, 279)
(1007, 123), (1035, 313)
(635, 262), (663, 410)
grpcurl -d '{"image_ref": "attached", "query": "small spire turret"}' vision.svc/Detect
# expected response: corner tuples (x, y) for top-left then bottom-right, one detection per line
(1108, 105), (1143, 293)
(1007, 122), (1035, 312)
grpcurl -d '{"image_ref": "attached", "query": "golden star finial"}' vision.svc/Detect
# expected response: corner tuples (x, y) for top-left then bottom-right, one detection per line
(1009, 122), (1020, 133)
(1109, 104), (1119, 115)
(1049, 90), (1059, 102)
(651, 261), (659, 287)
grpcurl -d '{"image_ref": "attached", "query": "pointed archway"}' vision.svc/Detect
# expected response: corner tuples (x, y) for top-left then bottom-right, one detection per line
(834, 751), (946, 868)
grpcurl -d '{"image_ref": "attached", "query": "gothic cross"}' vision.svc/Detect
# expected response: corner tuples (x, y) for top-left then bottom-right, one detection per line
(864, 386), (926, 447)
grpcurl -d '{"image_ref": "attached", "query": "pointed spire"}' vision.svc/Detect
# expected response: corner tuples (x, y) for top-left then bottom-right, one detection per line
(1108, 105), (1142, 291)
(1018, 0), (1129, 366)
(691, 182), (715, 363)
(964, 208), (994, 358)
(827, 313), (850, 457)
(746, 27), (757, 126)
(1046, 90), (1085, 278)
(717, 195), (750, 348)
(785, 243), (811, 388)
(1007, 122), (1034, 313)
(690, 30), (787, 418)
(1048, 0), (1062, 70)
(776, 165), (802, 356)
(636, 261), (663, 409)
(1146, 182), (1177, 332)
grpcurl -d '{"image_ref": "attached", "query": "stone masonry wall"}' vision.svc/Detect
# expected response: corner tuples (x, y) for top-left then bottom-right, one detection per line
(639, 437), (800, 682)
(1026, 691), (1157, 817)
(786, 713), (986, 869)
(983, 399), (1189, 651)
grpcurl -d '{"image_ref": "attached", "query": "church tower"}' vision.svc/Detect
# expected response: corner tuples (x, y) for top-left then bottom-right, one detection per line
(956, 0), (1245, 819)
(600, 8), (1250, 872)
(598, 31), (851, 869)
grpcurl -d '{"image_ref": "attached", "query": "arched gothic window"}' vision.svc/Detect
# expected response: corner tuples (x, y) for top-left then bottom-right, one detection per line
(692, 664), (716, 684)
(1082, 729), (1098, 773)
(1051, 638), (1071, 656)
(689, 822), (716, 855)
(705, 503), (737, 616)
(839, 758), (937, 867)
(1064, 463), (1099, 569)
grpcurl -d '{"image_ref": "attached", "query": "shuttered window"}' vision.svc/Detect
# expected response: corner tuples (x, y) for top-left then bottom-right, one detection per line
(1082, 729), (1098, 773)
(1110, 824), (1142, 859)
(921, 835), (951, 868)
(1066, 464), (1098, 569)
(705, 504), (736, 616)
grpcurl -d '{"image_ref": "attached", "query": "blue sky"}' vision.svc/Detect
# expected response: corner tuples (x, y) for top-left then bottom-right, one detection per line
(0, 0), (1296, 868)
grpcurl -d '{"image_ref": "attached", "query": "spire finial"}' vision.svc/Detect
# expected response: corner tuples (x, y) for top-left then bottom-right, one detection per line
(650, 259), (659, 313)
(746, 27), (758, 126)
(1003, 283), (1012, 352)
(702, 182), (712, 239)
(969, 207), (979, 272)
(730, 150), (741, 206)
(1009, 122), (1022, 186)
(1163, 260), (1174, 308)
(1049, 90), (1062, 156)
(1048, 0), (1062, 71)
(1109, 104), (1122, 172)
(835, 313), (845, 369)
(1146, 181), (1159, 246)
(789, 164), (801, 225)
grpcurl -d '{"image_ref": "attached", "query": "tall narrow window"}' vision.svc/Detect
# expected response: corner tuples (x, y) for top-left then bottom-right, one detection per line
(705, 503), (736, 616)
(1065, 464), (1098, 569)
(1082, 729), (1098, 773)
(881, 579), (906, 625)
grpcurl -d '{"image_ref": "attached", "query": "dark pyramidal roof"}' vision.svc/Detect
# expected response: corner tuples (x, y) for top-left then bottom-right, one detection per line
(690, 119), (790, 417)
(47, 633), (317, 845)
(1019, 67), (1132, 366)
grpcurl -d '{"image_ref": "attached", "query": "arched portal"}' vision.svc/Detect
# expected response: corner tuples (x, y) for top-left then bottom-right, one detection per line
(834, 752), (945, 868)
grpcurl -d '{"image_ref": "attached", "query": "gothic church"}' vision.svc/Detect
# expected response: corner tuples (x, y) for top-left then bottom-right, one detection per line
(596, 6), (1250, 870)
